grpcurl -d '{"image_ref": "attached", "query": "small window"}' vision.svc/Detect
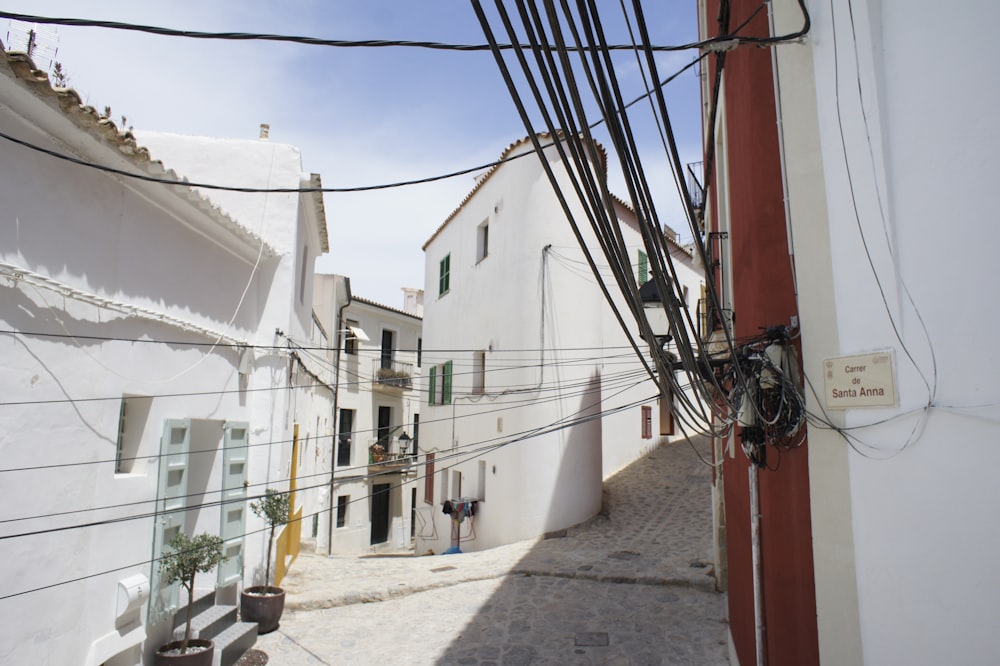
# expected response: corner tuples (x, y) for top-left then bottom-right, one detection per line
(477, 460), (486, 502)
(424, 453), (436, 504)
(641, 405), (653, 439)
(683, 285), (690, 306)
(439, 254), (451, 296)
(477, 220), (489, 263)
(336, 495), (348, 528)
(299, 244), (310, 304)
(417, 338), (422, 368)
(638, 249), (649, 285)
(115, 395), (152, 474)
(473, 351), (486, 395)
(345, 319), (360, 355)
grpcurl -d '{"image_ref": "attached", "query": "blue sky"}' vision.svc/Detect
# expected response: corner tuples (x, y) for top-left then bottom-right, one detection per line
(3, 2), (702, 308)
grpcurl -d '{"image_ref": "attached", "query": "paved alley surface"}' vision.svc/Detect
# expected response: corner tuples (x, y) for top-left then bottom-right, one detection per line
(254, 437), (729, 665)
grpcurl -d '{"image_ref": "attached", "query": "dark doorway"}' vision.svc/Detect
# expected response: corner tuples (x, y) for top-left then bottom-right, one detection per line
(370, 483), (391, 545)
(380, 329), (394, 369)
(377, 406), (391, 449)
(410, 488), (417, 539)
(412, 414), (419, 459)
(337, 409), (354, 467)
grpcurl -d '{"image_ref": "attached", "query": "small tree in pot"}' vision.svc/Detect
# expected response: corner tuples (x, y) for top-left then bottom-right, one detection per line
(156, 532), (227, 665)
(242, 488), (290, 633)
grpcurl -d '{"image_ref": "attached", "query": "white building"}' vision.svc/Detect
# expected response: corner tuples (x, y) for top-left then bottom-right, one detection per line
(698, 1), (1000, 663)
(416, 135), (704, 554)
(314, 275), (423, 555)
(0, 46), (328, 666)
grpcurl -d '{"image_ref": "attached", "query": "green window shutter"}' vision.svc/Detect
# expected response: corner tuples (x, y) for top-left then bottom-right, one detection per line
(439, 254), (451, 296)
(443, 360), (453, 405)
(428, 365), (437, 405)
(638, 250), (649, 285)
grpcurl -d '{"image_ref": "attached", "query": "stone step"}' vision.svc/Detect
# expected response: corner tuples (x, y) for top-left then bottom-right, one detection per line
(213, 621), (259, 666)
(173, 589), (216, 631)
(174, 604), (237, 642)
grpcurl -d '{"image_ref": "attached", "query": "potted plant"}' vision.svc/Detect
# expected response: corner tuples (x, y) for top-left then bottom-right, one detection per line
(155, 532), (227, 665)
(241, 488), (290, 634)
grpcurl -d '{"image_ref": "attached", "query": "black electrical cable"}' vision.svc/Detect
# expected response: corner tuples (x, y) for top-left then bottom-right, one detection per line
(0, 9), (777, 53)
(0, 52), (701, 195)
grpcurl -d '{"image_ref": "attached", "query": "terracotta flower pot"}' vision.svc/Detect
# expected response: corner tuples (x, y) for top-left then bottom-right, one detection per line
(154, 639), (214, 666)
(241, 586), (285, 634)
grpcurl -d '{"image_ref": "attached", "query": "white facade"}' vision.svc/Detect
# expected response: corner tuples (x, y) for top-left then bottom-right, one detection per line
(416, 136), (704, 554)
(769, 2), (1000, 663)
(0, 48), (328, 666)
(314, 276), (423, 554)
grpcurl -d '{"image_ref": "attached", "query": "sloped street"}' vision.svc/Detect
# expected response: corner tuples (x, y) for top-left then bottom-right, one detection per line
(255, 436), (728, 665)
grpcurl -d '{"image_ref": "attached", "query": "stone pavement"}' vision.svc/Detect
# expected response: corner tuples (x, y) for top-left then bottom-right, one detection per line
(255, 437), (729, 665)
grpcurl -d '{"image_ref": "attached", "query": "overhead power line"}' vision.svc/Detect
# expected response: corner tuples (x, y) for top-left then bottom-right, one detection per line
(0, 9), (761, 53)
(0, 42), (701, 194)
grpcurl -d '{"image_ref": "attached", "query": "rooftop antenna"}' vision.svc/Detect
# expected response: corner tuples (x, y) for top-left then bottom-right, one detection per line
(5, 20), (60, 72)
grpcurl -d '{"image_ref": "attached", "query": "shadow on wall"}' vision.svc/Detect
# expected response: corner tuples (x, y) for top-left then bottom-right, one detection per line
(543, 370), (603, 533)
(1, 167), (281, 334)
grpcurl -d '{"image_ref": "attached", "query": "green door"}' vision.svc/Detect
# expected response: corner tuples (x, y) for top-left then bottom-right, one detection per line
(149, 419), (190, 625)
(218, 422), (249, 587)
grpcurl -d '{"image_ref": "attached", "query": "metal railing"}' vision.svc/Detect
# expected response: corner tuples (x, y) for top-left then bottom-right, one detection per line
(372, 359), (413, 389)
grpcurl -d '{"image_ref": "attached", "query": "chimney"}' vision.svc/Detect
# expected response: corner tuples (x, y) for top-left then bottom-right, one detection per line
(259, 123), (270, 141)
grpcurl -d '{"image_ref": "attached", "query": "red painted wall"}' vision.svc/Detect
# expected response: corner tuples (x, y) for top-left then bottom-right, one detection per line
(702, 2), (820, 664)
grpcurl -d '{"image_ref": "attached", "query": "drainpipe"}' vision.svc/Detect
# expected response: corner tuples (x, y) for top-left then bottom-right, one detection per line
(327, 276), (352, 555)
(749, 464), (766, 666)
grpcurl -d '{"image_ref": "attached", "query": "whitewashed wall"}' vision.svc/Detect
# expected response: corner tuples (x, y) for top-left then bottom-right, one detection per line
(776, 0), (1000, 663)
(417, 140), (695, 554)
(327, 296), (422, 554)
(0, 69), (326, 664)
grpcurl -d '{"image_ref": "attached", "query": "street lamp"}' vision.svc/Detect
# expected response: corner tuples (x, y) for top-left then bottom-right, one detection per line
(398, 432), (411, 458)
(638, 278), (673, 350)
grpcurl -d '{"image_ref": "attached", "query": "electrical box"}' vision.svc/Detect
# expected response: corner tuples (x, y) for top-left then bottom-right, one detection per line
(116, 574), (150, 618)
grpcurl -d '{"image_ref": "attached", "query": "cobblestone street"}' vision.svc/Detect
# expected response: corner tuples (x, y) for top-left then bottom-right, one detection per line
(255, 437), (728, 665)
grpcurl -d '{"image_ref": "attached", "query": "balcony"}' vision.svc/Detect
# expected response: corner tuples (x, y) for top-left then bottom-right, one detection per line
(372, 359), (413, 391)
(368, 436), (416, 475)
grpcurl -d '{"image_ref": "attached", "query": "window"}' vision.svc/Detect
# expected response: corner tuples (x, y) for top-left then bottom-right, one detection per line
(299, 244), (310, 304)
(439, 254), (451, 296)
(417, 338), (422, 367)
(345, 319), (360, 355)
(424, 452), (435, 504)
(638, 249), (649, 285)
(641, 405), (653, 439)
(477, 460), (486, 502)
(428, 360), (453, 405)
(114, 395), (152, 474)
(337, 409), (354, 467)
(477, 220), (489, 262)
(336, 495), (348, 528)
(473, 351), (486, 395)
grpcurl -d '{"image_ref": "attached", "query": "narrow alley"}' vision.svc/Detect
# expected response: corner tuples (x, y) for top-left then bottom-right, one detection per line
(253, 436), (728, 665)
